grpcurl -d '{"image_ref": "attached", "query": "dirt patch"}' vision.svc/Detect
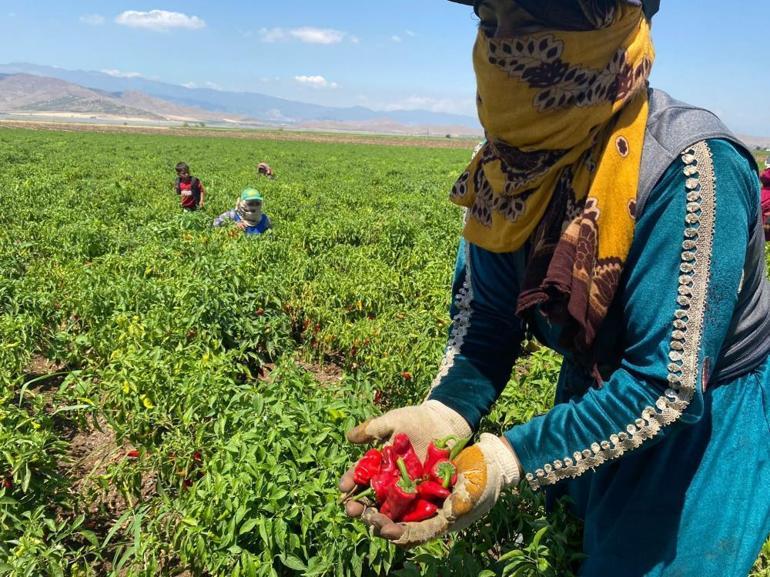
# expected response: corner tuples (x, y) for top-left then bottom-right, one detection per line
(24, 354), (65, 377)
(298, 360), (344, 386)
(22, 355), (68, 398)
(257, 362), (276, 382)
(63, 416), (156, 524)
(0, 119), (479, 150)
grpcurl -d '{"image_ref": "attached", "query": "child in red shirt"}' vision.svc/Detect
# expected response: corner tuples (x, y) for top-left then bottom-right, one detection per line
(174, 162), (206, 211)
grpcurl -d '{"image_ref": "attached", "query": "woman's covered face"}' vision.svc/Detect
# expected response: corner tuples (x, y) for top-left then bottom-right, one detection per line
(475, 0), (547, 38)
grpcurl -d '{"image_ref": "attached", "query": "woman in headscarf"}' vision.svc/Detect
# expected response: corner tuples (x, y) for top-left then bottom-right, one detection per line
(340, 1), (770, 575)
(212, 188), (271, 235)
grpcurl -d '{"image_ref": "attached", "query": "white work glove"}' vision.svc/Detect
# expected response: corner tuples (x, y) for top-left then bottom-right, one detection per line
(345, 400), (472, 461)
(346, 433), (522, 548)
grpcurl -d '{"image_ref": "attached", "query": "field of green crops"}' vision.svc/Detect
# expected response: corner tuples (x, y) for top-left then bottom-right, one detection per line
(1, 126), (768, 576)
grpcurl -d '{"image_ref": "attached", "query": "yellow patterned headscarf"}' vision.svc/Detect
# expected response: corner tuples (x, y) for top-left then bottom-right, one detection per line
(451, 4), (654, 355)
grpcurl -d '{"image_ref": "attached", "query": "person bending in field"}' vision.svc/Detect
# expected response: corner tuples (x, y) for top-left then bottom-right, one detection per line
(174, 162), (206, 211)
(213, 188), (271, 235)
(257, 162), (275, 179)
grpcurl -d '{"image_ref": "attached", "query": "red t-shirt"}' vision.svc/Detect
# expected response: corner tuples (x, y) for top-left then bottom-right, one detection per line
(177, 177), (201, 209)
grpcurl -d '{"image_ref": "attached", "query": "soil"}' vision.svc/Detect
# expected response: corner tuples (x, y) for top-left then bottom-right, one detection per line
(298, 360), (344, 386)
(63, 416), (156, 523)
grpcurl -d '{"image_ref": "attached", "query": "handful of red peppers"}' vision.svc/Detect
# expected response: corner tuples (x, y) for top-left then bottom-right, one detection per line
(347, 433), (468, 523)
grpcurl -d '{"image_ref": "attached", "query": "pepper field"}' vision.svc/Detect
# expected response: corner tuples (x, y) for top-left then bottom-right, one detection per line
(0, 126), (768, 576)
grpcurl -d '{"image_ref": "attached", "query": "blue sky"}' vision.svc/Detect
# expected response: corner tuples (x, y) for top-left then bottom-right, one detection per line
(1, 1), (768, 135)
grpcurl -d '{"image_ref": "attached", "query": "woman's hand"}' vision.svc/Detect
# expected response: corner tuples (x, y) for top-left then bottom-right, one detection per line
(345, 400), (472, 461)
(344, 433), (522, 548)
(339, 400), (472, 511)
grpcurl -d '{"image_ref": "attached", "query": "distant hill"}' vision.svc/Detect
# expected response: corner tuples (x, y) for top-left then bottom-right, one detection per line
(0, 73), (246, 123)
(0, 74), (161, 120)
(0, 62), (482, 135)
(738, 133), (770, 151)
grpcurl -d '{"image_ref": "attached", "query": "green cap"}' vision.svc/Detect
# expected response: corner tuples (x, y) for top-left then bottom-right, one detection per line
(240, 187), (263, 202)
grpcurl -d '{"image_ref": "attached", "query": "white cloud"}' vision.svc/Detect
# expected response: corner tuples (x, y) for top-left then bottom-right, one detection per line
(80, 14), (105, 25)
(290, 27), (344, 44)
(349, 36), (360, 44)
(115, 10), (205, 32)
(405, 30), (416, 37)
(259, 26), (347, 44)
(258, 27), (287, 42)
(294, 75), (338, 89)
(382, 95), (476, 116)
(183, 81), (222, 90)
(391, 35), (402, 43)
(102, 68), (143, 78)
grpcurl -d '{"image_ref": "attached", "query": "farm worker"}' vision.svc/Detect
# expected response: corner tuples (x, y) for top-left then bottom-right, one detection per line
(212, 188), (272, 235)
(257, 162), (275, 179)
(340, 1), (770, 575)
(174, 162), (206, 211)
(760, 166), (770, 240)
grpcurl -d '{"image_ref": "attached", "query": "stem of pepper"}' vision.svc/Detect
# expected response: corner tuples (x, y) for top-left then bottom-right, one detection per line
(396, 458), (417, 492)
(433, 434), (459, 449)
(448, 437), (469, 461)
(350, 487), (374, 501)
(436, 462), (455, 489)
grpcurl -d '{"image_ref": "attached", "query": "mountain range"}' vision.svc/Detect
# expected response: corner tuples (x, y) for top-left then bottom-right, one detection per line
(0, 62), (482, 135)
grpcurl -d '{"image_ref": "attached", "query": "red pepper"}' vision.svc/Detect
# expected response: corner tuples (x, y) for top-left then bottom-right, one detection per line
(401, 499), (438, 522)
(428, 436), (469, 488)
(422, 436), (453, 476)
(380, 458), (417, 522)
(352, 448), (382, 486)
(391, 433), (423, 480)
(370, 445), (400, 503)
(416, 480), (451, 503)
(431, 461), (457, 488)
(126, 449), (140, 459)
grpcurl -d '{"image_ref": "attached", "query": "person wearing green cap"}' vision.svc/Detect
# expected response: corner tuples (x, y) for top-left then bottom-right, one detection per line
(212, 188), (271, 235)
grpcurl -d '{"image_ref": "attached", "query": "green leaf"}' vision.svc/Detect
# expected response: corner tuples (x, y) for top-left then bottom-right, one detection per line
(239, 518), (259, 535)
(532, 525), (549, 548)
(279, 554), (307, 571)
(79, 529), (100, 548)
